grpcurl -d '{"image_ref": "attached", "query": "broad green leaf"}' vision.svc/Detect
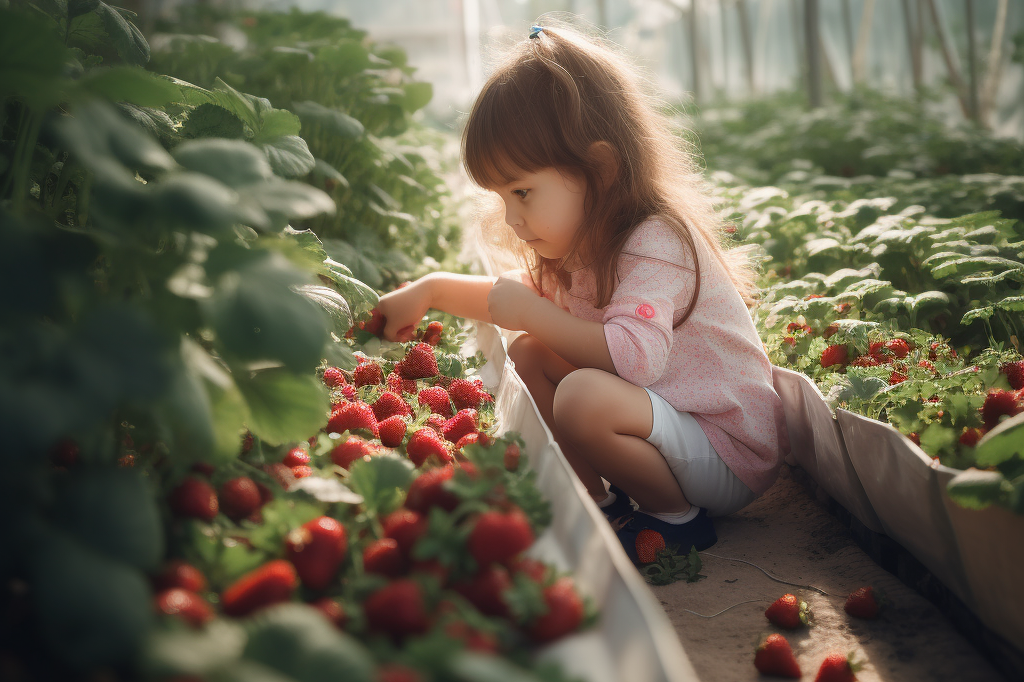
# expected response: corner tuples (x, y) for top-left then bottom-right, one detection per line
(55, 100), (175, 178)
(0, 12), (70, 107)
(254, 109), (302, 141)
(118, 102), (177, 142)
(401, 81), (432, 112)
(296, 284), (353, 335)
(995, 295), (1024, 312)
(80, 67), (180, 107)
(160, 355), (216, 464)
(181, 103), (246, 140)
(347, 453), (415, 517)
(311, 158), (349, 188)
(316, 40), (372, 79)
(931, 256), (1024, 279)
(961, 305), (995, 324)
(259, 136), (316, 177)
(142, 620), (246, 678)
(823, 265), (880, 292)
(292, 100), (364, 139)
(919, 422), (957, 456)
(68, 0), (100, 18)
(974, 412), (1024, 468)
(153, 172), (268, 233)
(181, 339), (249, 464)
(449, 652), (541, 682)
(947, 469), (1012, 510)
(236, 369), (328, 446)
(94, 2), (149, 65)
(173, 139), (274, 189)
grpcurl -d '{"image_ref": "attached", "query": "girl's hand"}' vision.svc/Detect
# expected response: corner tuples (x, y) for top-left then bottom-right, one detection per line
(487, 275), (542, 332)
(377, 278), (433, 342)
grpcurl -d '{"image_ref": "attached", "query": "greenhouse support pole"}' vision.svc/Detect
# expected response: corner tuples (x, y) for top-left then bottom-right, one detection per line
(924, 0), (970, 118)
(721, 0), (730, 97)
(980, 0), (1009, 127)
(737, 0), (756, 93)
(805, 0), (822, 107)
(964, 0), (979, 123)
(901, 0), (923, 95)
(841, 0), (855, 85)
(690, 0), (702, 103)
(852, 0), (876, 84)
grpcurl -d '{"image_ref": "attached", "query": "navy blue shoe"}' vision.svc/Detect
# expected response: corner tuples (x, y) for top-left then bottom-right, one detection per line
(599, 484), (634, 523)
(615, 508), (717, 566)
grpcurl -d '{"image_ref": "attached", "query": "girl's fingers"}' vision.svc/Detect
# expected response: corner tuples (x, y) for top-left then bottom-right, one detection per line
(397, 325), (415, 342)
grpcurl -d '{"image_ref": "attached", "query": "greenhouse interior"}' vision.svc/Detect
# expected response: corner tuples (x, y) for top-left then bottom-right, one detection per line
(1, 0), (1023, 681)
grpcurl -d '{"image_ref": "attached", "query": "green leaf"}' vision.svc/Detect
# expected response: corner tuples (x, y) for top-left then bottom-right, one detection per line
(235, 368), (328, 446)
(0, 12), (70, 107)
(961, 305), (995, 325)
(142, 620), (247, 678)
(180, 339), (248, 465)
(68, 0), (100, 19)
(292, 101), (364, 139)
(94, 2), (149, 65)
(296, 284), (353, 335)
(55, 100), (176, 178)
(311, 158), (349, 188)
(237, 180), (334, 227)
(315, 40), (371, 79)
(346, 453), (415, 517)
(947, 469), (1011, 510)
(80, 67), (180, 107)
(153, 172), (268, 234)
(181, 103), (246, 140)
(931, 256), (1024, 279)
(258, 135), (316, 177)
(449, 651), (543, 682)
(173, 139), (274, 189)
(401, 81), (432, 112)
(974, 412), (1024, 468)
(254, 109), (302, 141)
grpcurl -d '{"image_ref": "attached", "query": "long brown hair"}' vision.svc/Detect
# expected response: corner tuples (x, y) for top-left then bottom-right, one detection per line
(462, 22), (757, 327)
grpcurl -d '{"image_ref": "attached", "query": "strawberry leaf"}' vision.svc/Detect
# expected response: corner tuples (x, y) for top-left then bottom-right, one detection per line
(346, 453), (415, 518)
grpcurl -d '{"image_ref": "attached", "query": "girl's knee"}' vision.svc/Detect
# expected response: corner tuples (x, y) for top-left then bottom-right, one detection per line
(552, 369), (607, 434)
(507, 333), (542, 368)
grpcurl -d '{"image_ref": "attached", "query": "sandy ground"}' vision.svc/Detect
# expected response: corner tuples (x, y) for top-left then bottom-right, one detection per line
(650, 464), (1006, 682)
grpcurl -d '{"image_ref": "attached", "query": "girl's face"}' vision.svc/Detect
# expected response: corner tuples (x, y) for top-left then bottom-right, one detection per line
(489, 167), (587, 260)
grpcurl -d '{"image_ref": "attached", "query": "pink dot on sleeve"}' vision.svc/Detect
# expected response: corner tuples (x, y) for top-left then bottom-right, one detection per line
(636, 303), (655, 319)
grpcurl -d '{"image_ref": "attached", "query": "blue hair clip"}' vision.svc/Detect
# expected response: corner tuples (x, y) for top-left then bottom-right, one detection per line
(529, 25), (543, 40)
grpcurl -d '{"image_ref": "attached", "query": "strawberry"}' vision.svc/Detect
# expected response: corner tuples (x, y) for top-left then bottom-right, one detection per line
(420, 320), (444, 346)
(454, 432), (482, 453)
(327, 401), (379, 437)
(191, 462), (215, 478)
(467, 508), (534, 567)
(908, 432), (921, 446)
(353, 362), (384, 387)
(364, 579), (430, 638)
(868, 341), (886, 360)
(405, 465), (459, 513)
(387, 371), (418, 395)
(330, 435), (379, 469)
(425, 413), (446, 433)
(377, 664), (426, 682)
(397, 343), (439, 379)
(982, 389), (1022, 429)
(265, 462), (296, 489)
(152, 560), (207, 593)
(822, 323), (839, 339)
(282, 447), (310, 467)
(442, 409), (479, 443)
(373, 391), (412, 421)
(527, 576), (584, 643)
(417, 386), (453, 418)
(454, 565), (512, 617)
(360, 308), (386, 337)
(310, 596), (345, 628)
(851, 355), (880, 367)
(509, 556), (549, 583)
(888, 369), (908, 385)
(382, 509), (427, 558)
(378, 415), (409, 448)
(363, 538), (407, 577)
(843, 586), (883, 619)
(765, 593), (810, 629)
(917, 359), (937, 373)
(154, 588), (213, 628)
(285, 516), (347, 591)
(169, 477), (219, 521)
(884, 338), (911, 359)
(291, 465), (314, 479)
(322, 366), (347, 388)
(959, 427), (984, 447)
(338, 384), (358, 401)
(634, 529), (666, 564)
(783, 336), (797, 348)
(820, 344), (849, 368)
(444, 620), (499, 653)
(1000, 361), (1024, 390)
(814, 652), (858, 682)
(754, 633), (801, 678)
(221, 559), (297, 617)
(219, 476), (262, 521)
(504, 443), (521, 472)
(406, 427), (452, 467)
(449, 379), (488, 410)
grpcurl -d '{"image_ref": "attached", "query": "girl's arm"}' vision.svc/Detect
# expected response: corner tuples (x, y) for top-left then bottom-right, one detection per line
(377, 272), (496, 342)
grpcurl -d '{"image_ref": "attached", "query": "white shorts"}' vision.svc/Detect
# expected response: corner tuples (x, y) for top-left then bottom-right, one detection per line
(643, 388), (757, 517)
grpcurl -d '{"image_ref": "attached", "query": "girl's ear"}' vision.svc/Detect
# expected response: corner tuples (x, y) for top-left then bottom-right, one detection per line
(588, 141), (620, 190)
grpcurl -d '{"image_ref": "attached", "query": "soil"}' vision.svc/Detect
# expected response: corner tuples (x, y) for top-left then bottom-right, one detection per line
(651, 465), (1006, 682)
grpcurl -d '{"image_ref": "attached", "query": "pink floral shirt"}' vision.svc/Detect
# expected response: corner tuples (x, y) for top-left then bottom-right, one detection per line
(522, 218), (789, 495)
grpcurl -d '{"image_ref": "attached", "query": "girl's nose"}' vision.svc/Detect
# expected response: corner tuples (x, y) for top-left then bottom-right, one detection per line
(504, 203), (524, 231)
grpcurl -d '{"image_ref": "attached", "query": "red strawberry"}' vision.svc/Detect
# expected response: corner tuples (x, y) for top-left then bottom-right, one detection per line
(353, 362), (384, 387)
(1000, 361), (1024, 390)
(822, 323), (839, 339)
(285, 516), (348, 591)
(982, 389), (1022, 429)
(154, 588), (213, 628)
(338, 384), (358, 401)
(221, 559), (297, 617)
(364, 579), (430, 638)
(373, 391), (412, 421)
(359, 308), (386, 337)
(917, 359), (937, 373)
(420, 320), (444, 346)
(219, 476), (262, 521)
(754, 634), (801, 678)
(527, 576), (584, 643)
(868, 341), (885, 360)
(959, 427), (984, 447)
(310, 596), (345, 628)
(844, 586), (883, 619)
(884, 338), (911, 359)
(635, 529), (666, 564)
(190, 462), (215, 478)
(417, 386), (453, 418)
(282, 447), (310, 467)
(467, 508), (534, 566)
(442, 409), (478, 444)
(397, 343), (439, 379)
(454, 565), (512, 617)
(377, 664), (426, 682)
(405, 465), (459, 513)
(444, 620), (499, 653)
(509, 556), (548, 583)
(820, 344), (849, 368)
(449, 379), (488, 410)
(387, 371), (418, 395)
(454, 432), (481, 453)
(888, 369), (907, 385)
(406, 428), (451, 467)
(330, 435), (379, 469)
(378, 415), (409, 448)
(291, 465), (314, 479)
(504, 443), (521, 472)
(363, 538), (406, 577)
(783, 336), (797, 348)
(152, 560), (207, 593)
(169, 477), (219, 521)
(765, 593), (810, 629)
(908, 432), (921, 446)
(814, 652), (858, 682)
(382, 509), (427, 558)
(265, 462), (296, 489)
(851, 355), (880, 367)
(322, 366), (347, 388)
(425, 413), (446, 433)
(327, 401), (379, 437)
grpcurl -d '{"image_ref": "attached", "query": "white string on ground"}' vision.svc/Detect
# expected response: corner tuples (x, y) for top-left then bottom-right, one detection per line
(681, 598), (766, 618)
(702, 552), (840, 597)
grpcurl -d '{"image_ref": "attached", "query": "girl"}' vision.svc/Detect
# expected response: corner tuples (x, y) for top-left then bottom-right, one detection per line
(376, 23), (789, 565)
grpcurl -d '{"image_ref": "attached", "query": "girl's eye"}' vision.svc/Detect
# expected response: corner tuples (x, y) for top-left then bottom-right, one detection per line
(512, 189), (529, 199)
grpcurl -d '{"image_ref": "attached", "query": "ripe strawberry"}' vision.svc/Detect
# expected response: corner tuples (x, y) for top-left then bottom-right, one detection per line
(888, 369), (907, 385)
(509, 556), (549, 583)
(417, 386), (453, 418)
(454, 565), (512, 617)
(851, 355), (880, 367)
(504, 443), (521, 472)
(406, 427), (452, 467)
(327, 401), (378, 437)
(634, 529), (666, 564)
(330, 435), (379, 469)
(382, 509), (427, 558)
(364, 579), (430, 638)
(844, 586), (883, 619)
(397, 343), (439, 379)
(322, 366), (347, 388)
(221, 559), (297, 617)
(754, 634), (801, 678)
(820, 344), (849, 368)
(363, 538), (406, 577)
(959, 427), (984, 447)
(467, 508), (534, 566)
(282, 447), (310, 467)
(982, 389), (1022, 429)
(373, 391), (412, 421)
(359, 308), (386, 337)
(445, 620), (499, 653)
(378, 415), (409, 448)
(152, 560), (207, 593)
(765, 593), (810, 629)
(353, 362), (384, 387)
(387, 371), (418, 395)
(405, 465), (459, 513)
(310, 596), (345, 628)
(1000, 361), (1024, 390)
(219, 476), (262, 521)
(265, 462), (296, 489)
(291, 465), (313, 479)
(154, 588), (213, 628)
(169, 477), (219, 521)
(884, 338), (911, 359)
(917, 359), (937, 373)
(528, 576), (584, 643)
(190, 462), (215, 478)
(822, 323), (839, 339)
(425, 413), (446, 433)
(285, 516), (348, 591)
(338, 384), (358, 402)
(420, 320), (444, 346)
(454, 432), (482, 452)
(449, 379), (488, 410)
(442, 409), (478, 444)
(868, 341), (886, 360)
(908, 432), (921, 445)
(814, 652), (858, 682)
(378, 664), (425, 682)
